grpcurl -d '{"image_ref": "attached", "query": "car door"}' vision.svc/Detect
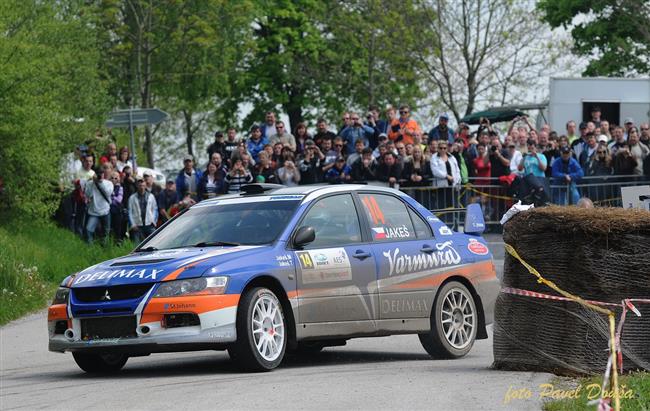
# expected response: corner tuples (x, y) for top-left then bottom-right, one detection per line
(359, 193), (450, 321)
(292, 193), (378, 325)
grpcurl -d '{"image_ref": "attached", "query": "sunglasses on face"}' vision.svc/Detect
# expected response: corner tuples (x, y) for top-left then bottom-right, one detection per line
(400, 111), (408, 115)
(277, 125), (284, 129)
(597, 151), (606, 154)
(438, 146), (448, 150)
(351, 117), (359, 120)
(335, 144), (343, 147)
(508, 145), (516, 148)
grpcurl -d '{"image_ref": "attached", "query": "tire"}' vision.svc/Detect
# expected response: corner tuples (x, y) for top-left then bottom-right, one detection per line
(419, 281), (477, 359)
(228, 287), (286, 371)
(72, 352), (128, 373)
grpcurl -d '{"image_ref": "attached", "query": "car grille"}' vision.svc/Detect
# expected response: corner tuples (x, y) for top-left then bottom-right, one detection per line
(81, 316), (137, 340)
(73, 284), (152, 302)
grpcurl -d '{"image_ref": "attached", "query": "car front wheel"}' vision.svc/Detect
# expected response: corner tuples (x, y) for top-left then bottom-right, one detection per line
(72, 352), (128, 373)
(228, 287), (286, 371)
(419, 281), (477, 359)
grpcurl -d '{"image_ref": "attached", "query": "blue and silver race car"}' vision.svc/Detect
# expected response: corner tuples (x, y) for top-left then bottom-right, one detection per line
(48, 184), (499, 372)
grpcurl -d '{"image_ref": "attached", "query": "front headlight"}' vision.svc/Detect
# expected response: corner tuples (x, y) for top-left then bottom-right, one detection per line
(52, 287), (70, 304)
(152, 276), (228, 298)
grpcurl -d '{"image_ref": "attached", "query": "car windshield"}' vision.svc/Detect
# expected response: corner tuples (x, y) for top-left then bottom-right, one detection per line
(139, 200), (300, 249)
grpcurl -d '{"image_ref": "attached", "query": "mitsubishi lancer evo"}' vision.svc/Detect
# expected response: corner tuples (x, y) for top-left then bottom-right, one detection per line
(48, 184), (499, 372)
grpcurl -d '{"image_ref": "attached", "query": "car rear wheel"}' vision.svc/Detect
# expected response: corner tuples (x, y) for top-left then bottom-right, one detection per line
(419, 281), (477, 359)
(228, 287), (286, 371)
(72, 352), (128, 373)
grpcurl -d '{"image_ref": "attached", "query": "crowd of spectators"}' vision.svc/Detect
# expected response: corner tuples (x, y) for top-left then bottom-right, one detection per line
(59, 105), (650, 243)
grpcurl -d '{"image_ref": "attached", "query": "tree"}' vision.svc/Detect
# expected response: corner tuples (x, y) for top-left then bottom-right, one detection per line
(0, 0), (108, 218)
(327, 0), (428, 111)
(538, 0), (650, 76)
(241, 0), (431, 132)
(416, 0), (563, 121)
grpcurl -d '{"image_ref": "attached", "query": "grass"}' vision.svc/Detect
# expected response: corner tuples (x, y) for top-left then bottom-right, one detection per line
(0, 218), (134, 325)
(543, 372), (650, 411)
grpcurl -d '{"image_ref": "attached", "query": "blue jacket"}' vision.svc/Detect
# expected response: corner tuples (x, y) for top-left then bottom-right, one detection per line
(175, 168), (203, 198)
(551, 157), (583, 183)
(428, 126), (455, 143)
(340, 125), (374, 154)
(325, 165), (352, 184)
(247, 137), (268, 162)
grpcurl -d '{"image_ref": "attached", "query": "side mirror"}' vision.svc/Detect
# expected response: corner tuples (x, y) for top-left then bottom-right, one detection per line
(293, 226), (315, 248)
(464, 203), (486, 235)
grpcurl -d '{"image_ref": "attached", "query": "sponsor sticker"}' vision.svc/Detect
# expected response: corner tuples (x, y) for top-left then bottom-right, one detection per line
(438, 226), (453, 235)
(297, 248), (352, 284)
(372, 225), (411, 240)
(467, 239), (489, 255)
(276, 254), (293, 267)
(383, 241), (461, 276)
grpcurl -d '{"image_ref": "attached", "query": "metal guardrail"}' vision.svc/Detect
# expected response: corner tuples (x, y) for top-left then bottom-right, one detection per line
(398, 175), (649, 229)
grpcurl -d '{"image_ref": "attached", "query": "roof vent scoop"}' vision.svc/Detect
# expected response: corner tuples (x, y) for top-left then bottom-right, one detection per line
(240, 183), (286, 195)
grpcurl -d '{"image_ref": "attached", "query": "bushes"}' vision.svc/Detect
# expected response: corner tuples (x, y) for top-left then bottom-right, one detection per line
(0, 219), (133, 324)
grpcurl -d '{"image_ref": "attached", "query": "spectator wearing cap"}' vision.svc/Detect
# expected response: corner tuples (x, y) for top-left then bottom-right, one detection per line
(578, 132), (598, 172)
(597, 134), (609, 146)
(297, 140), (324, 184)
(340, 112), (374, 154)
(571, 122), (590, 159)
(260, 111), (277, 140)
(313, 118), (336, 148)
(566, 120), (580, 144)
(269, 121), (297, 152)
(608, 126), (627, 157)
(590, 106), (602, 128)
(623, 118), (635, 139)
(387, 105), (422, 146)
(325, 156), (352, 184)
(128, 178), (158, 243)
(293, 122), (311, 154)
(246, 125), (267, 162)
(157, 179), (179, 223)
(207, 131), (227, 160)
(175, 155), (203, 201)
(627, 127), (649, 175)
(351, 147), (378, 182)
(428, 113), (454, 143)
(551, 146), (583, 205)
(143, 170), (161, 197)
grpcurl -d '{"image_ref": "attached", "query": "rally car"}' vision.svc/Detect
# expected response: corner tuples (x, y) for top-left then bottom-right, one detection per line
(48, 184), (499, 372)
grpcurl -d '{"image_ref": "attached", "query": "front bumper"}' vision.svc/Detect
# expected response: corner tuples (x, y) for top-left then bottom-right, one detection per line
(48, 294), (240, 353)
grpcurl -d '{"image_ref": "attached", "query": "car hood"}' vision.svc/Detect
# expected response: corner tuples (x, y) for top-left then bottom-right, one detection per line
(68, 246), (264, 288)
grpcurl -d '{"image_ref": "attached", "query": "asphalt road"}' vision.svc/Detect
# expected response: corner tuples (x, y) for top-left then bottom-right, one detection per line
(2, 237), (552, 411)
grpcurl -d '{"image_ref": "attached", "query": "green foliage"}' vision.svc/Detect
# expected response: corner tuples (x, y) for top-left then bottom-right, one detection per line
(538, 0), (650, 76)
(0, 219), (134, 325)
(542, 373), (650, 411)
(0, 0), (109, 219)
(241, 0), (429, 131)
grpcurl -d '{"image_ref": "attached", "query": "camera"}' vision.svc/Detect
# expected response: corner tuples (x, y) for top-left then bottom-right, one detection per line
(490, 145), (498, 152)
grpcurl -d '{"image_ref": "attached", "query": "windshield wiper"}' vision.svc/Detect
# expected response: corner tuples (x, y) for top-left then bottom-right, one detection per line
(136, 246), (158, 252)
(193, 241), (240, 247)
